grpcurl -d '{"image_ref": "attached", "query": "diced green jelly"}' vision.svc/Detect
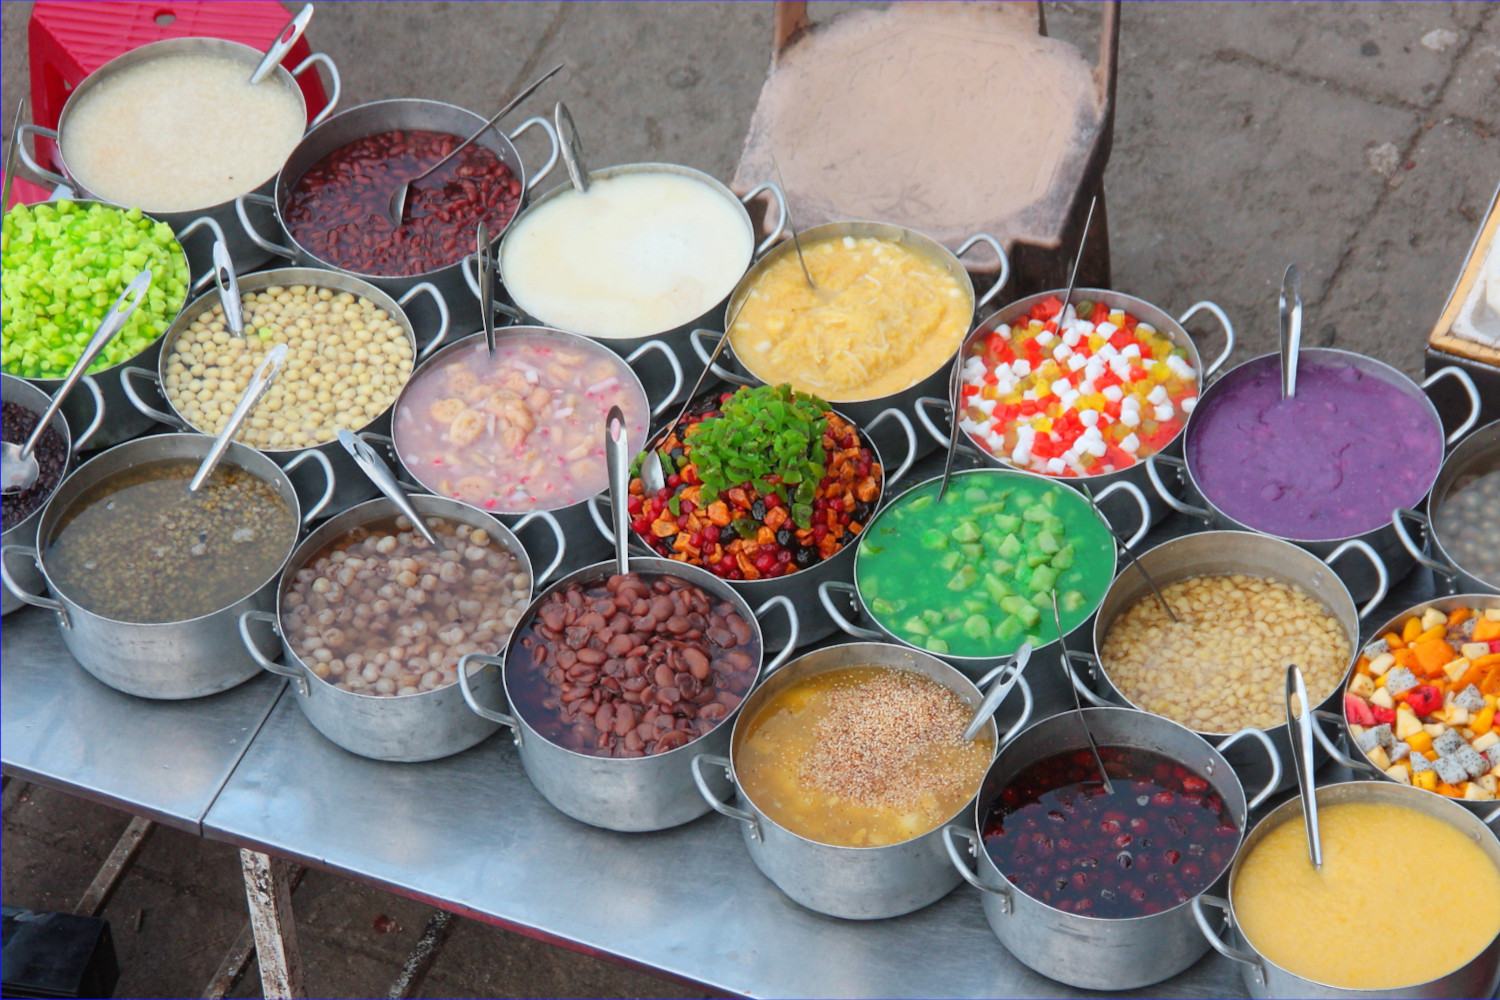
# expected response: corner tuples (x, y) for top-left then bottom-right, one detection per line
(964, 486), (988, 504)
(983, 574), (1012, 603)
(963, 597), (988, 615)
(1031, 591), (1053, 609)
(1041, 489), (1058, 509)
(1051, 545), (1075, 570)
(981, 530), (1007, 552)
(906, 495), (933, 513)
(921, 608), (944, 626)
(1024, 633), (1044, 647)
(999, 595), (1029, 616)
(990, 558), (1014, 576)
(871, 597), (897, 615)
(1035, 530), (1060, 555)
(1026, 550), (1051, 568)
(963, 615), (991, 641)
(1017, 604), (1041, 628)
(945, 607), (966, 624)
(921, 528), (949, 550)
(1022, 504), (1050, 523)
(998, 535), (1021, 559)
(951, 521), (981, 543)
(994, 616), (1022, 644)
(972, 501), (1007, 516)
(1062, 590), (1088, 613)
(960, 542), (985, 561)
(947, 565), (979, 590)
(903, 616), (931, 636)
(941, 551), (963, 572)
(925, 637), (950, 654)
(1031, 565), (1057, 594)
(1044, 517), (1066, 538)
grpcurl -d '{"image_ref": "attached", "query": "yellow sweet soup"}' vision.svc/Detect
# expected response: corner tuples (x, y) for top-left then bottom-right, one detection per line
(729, 236), (971, 402)
(735, 666), (993, 848)
(1234, 801), (1500, 989)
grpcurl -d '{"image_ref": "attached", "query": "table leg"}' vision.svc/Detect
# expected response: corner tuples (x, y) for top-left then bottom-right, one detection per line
(240, 849), (305, 999)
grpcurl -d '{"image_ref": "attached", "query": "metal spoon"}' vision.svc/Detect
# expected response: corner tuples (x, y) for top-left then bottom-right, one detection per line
(935, 346), (967, 503)
(1279, 264), (1302, 400)
(770, 154), (817, 293)
(1285, 663), (1323, 869)
(338, 429), (439, 546)
(1058, 194), (1098, 323)
(554, 100), (591, 195)
(1080, 482), (1179, 623)
(2, 98), (25, 213)
(963, 643), (1031, 742)
(476, 220), (497, 357)
(1, 270), (151, 493)
(188, 343), (288, 492)
(249, 4), (314, 86)
(387, 63), (563, 227)
(1053, 590), (1113, 794)
(605, 406), (632, 575)
(210, 239), (245, 338)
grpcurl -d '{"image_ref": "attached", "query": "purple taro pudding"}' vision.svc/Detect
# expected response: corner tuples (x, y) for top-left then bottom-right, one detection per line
(1187, 357), (1442, 540)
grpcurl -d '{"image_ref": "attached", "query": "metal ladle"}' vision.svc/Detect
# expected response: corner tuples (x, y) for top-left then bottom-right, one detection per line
(249, 4), (314, 86)
(2, 98), (25, 213)
(1079, 482), (1179, 623)
(555, 101), (591, 195)
(1279, 264), (1302, 400)
(386, 63), (564, 227)
(1285, 663), (1323, 869)
(1052, 590), (1114, 793)
(963, 643), (1032, 742)
(605, 406), (632, 575)
(770, 154), (817, 293)
(210, 238), (245, 338)
(338, 429), (439, 547)
(475, 220), (497, 357)
(188, 342), (288, 492)
(1, 270), (152, 493)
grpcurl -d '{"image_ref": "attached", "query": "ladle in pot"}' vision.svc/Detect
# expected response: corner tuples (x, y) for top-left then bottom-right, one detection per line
(1, 270), (151, 493)
(1080, 481), (1179, 623)
(771, 154), (818, 294)
(386, 63), (564, 227)
(1052, 589), (1113, 794)
(337, 429), (439, 546)
(962, 642), (1031, 742)
(188, 342), (288, 492)
(476, 220), (497, 357)
(1279, 263), (1302, 400)
(249, 4), (314, 85)
(606, 406), (632, 575)
(555, 101), (591, 195)
(2, 98), (24, 213)
(1285, 662), (1323, 869)
(209, 238), (245, 338)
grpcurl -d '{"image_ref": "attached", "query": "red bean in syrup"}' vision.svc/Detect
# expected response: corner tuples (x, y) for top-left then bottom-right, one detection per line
(982, 746), (1237, 919)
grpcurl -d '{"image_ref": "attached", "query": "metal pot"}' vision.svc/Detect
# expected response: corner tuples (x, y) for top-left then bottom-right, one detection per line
(1194, 780), (1500, 998)
(119, 266), (451, 513)
(456, 556), (800, 832)
(587, 401), (919, 649)
(0, 433), (333, 699)
(1393, 419), (1500, 595)
(1317, 593), (1500, 818)
(688, 220), (1011, 446)
(382, 325), (681, 580)
(236, 98), (559, 336)
(1, 373), (104, 615)
(17, 36), (342, 277)
(1066, 530), (1386, 794)
(691, 641), (1034, 920)
(914, 288), (1235, 529)
(946, 706), (1281, 991)
(1148, 350), (1481, 603)
(477, 161), (787, 409)
(236, 494), (565, 762)
(819, 466), (1151, 698)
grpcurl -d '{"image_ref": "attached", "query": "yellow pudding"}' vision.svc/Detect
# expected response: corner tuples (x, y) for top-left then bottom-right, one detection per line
(1234, 801), (1500, 989)
(729, 235), (971, 402)
(735, 666), (993, 847)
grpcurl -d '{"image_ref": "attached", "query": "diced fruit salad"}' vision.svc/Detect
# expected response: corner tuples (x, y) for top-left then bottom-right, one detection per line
(1345, 605), (1500, 802)
(958, 296), (1199, 477)
(854, 470), (1114, 658)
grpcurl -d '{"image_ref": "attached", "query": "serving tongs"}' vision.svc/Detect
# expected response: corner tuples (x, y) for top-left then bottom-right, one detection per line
(1053, 590), (1113, 793)
(338, 429), (439, 547)
(605, 406), (633, 575)
(963, 642), (1032, 742)
(249, 4), (314, 85)
(2, 271), (151, 494)
(1285, 663), (1323, 869)
(1279, 264), (1302, 400)
(188, 342), (288, 492)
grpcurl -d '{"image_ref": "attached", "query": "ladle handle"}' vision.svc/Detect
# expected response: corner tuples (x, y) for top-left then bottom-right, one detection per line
(337, 429), (438, 546)
(412, 64), (563, 187)
(1278, 263), (1302, 400)
(935, 346), (966, 502)
(250, 3), (313, 85)
(605, 407), (631, 576)
(190, 342), (287, 492)
(477, 221), (495, 357)
(2, 99), (24, 214)
(211, 239), (244, 338)
(1285, 663), (1322, 869)
(964, 643), (1030, 742)
(555, 101), (591, 194)
(26, 271), (152, 457)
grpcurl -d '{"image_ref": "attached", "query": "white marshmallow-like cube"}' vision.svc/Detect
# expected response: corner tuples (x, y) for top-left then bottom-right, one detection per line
(1079, 409), (1101, 427)
(1154, 403), (1175, 422)
(1147, 385), (1169, 405)
(1067, 353), (1088, 372)
(1120, 409), (1141, 428)
(1182, 396), (1197, 413)
(1011, 359), (1031, 377)
(1046, 457), (1067, 475)
(1120, 433), (1141, 454)
(1102, 385), (1124, 402)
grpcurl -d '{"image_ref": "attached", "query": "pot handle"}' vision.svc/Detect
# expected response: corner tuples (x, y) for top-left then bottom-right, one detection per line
(864, 407), (918, 486)
(0, 545), (66, 623)
(398, 282), (452, 360)
(585, 495), (655, 555)
(510, 510), (567, 587)
(1093, 479), (1151, 550)
(691, 754), (761, 840)
(456, 652), (523, 743)
(943, 826), (1012, 906)
(119, 366), (188, 428)
(817, 580), (883, 640)
(1063, 650), (1114, 708)
(624, 339), (685, 417)
(237, 610), (308, 695)
(688, 329), (755, 388)
(1392, 505), (1458, 584)
(509, 115), (561, 192)
(1321, 538), (1389, 620)
(1484, 804), (1499, 827)
(1216, 726), (1284, 810)
(1309, 709), (1380, 773)
(235, 193), (298, 259)
(740, 181), (788, 259)
(176, 215), (231, 296)
(14, 123), (68, 188)
(913, 396), (984, 459)
(355, 432), (425, 492)
(283, 449), (336, 526)
(1176, 301), (1236, 380)
(753, 595), (801, 674)
(956, 234), (1011, 309)
(1192, 895), (1265, 981)
(971, 663), (1035, 747)
(1146, 453), (1211, 520)
(290, 53), (343, 130)
(1420, 366), (1481, 446)
(73, 375), (106, 452)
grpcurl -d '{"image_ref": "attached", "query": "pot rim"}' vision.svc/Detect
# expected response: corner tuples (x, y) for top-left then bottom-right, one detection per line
(1425, 419), (1500, 590)
(1, 373), (76, 536)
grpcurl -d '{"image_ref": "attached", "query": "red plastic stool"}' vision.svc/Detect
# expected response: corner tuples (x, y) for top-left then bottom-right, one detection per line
(3, 172), (54, 209)
(27, 0), (330, 170)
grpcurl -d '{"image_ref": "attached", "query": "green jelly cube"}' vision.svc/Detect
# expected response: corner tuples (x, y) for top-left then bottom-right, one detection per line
(1017, 604), (1041, 628)
(992, 513), (1021, 533)
(1051, 545), (1075, 570)
(983, 574), (1012, 603)
(921, 528), (949, 550)
(1024, 633), (1044, 647)
(990, 558), (1015, 577)
(1035, 530), (1060, 555)
(951, 521), (982, 543)
(994, 615), (1022, 644)
(999, 595), (1029, 617)
(941, 551), (963, 572)
(925, 637), (950, 654)
(1062, 590), (1089, 613)
(998, 535), (1021, 559)
(964, 486), (988, 504)
(870, 597), (897, 615)
(1022, 504), (1050, 523)
(906, 495), (934, 512)
(903, 616), (931, 637)
(1031, 565), (1057, 594)
(921, 608), (945, 626)
(972, 501), (1007, 516)
(947, 565), (979, 591)
(963, 615), (991, 641)
(1041, 489), (1058, 509)
(960, 542), (985, 561)
(1031, 591), (1053, 609)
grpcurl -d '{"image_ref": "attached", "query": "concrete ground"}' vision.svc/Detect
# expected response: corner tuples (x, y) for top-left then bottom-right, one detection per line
(3, 1), (1498, 997)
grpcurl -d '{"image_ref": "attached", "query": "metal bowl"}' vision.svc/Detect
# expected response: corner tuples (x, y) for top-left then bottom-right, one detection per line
(1393, 419), (1500, 595)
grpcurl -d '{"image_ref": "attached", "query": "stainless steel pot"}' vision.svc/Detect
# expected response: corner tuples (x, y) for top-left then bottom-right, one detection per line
(1393, 419), (1500, 595)
(477, 161), (787, 410)
(237, 98), (558, 336)
(1317, 593), (1500, 817)
(0, 432), (333, 699)
(18, 36), (342, 277)
(914, 288), (1235, 529)
(456, 556), (800, 832)
(1194, 780), (1500, 998)
(1, 373), (103, 615)
(1066, 530), (1385, 794)
(688, 219), (1011, 446)
(382, 325), (680, 580)
(691, 641), (1034, 920)
(1148, 350), (1481, 603)
(946, 706), (1281, 991)
(587, 401), (919, 649)
(119, 266), (450, 513)
(819, 466), (1151, 699)
(236, 494), (565, 762)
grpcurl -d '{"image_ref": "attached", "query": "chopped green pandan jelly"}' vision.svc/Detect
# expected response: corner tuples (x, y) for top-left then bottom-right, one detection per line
(856, 470), (1114, 657)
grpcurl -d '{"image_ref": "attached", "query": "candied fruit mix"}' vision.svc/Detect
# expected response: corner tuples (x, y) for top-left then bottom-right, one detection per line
(1344, 605), (1500, 802)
